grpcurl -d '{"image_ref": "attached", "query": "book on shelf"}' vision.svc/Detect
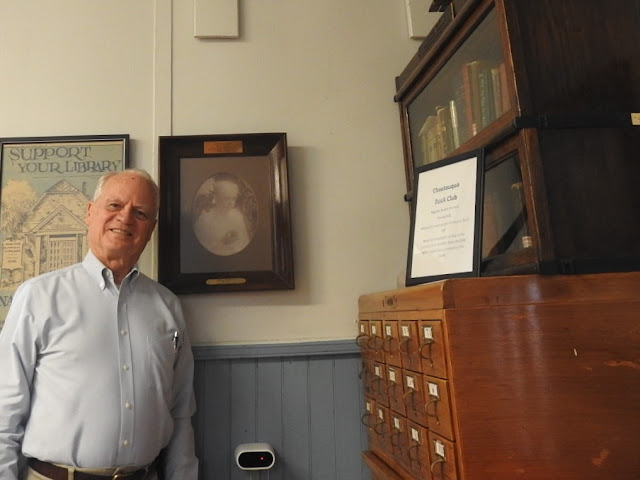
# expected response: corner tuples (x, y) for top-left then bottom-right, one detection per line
(462, 60), (509, 135)
(448, 98), (461, 149)
(461, 61), (478, 137)
(498, 62), (511, 113)
(418, 115), (440, 166)
(478, 65), (496, 129)
(490, 62), (511, 118)
(452, 70), (470, 145)
(414, 60), (510, 168)
(491, 66), (503, 117)
(436, 104), (455, 155)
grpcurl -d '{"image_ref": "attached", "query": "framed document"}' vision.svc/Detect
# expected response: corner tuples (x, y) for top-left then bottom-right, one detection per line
(406, 149), (484, 286)
(157, 133), (294, 293)
(0, 134), (129, 329)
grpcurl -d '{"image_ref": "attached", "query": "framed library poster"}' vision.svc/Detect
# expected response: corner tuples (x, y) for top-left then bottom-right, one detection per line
(157, 133), (294, 294)
(0, 134), (129, 330)
(406, 148), (484, 286)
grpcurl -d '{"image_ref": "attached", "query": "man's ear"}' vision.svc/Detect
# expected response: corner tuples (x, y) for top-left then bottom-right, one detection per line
(85, 201), (94, 225)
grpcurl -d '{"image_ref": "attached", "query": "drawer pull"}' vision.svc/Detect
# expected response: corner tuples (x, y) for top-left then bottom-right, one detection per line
(355, 334), (369, 348)
(382, 336), (396, 353)
(361, 412), (374, 427)
(372, 376), (384, 393)
(402, 389), (417, 407)
(398, 338), (412, 354)
(419, 340), (435, 366)
(425, 397), (440, 424)
(390, 432), (403, 453)
(386, 382), (399, 396)
(430, 456), (446, 473)
(358, 367), (372, 382)
(408, 444), (421, 465)
(373, 420), (388, 436)
(367, 335), (381, 350)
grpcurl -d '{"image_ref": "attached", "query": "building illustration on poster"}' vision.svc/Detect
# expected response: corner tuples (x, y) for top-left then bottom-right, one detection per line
(1, 180), (90, 286)
(0, 136), (127, 329)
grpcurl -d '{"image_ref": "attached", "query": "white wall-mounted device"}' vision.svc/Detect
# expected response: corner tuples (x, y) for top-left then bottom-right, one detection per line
(235, 443), (276, 470)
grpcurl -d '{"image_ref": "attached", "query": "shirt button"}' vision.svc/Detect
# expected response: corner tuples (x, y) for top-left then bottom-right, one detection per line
(123, 440), (129, 446)
(99, 282), (105, 288)
(122, 364), (130, 371)
(125, 402), (132, 409)
(120, 329), (127, 336)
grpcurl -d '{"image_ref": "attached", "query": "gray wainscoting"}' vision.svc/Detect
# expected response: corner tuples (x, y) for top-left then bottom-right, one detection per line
(192, 341), (370, 480)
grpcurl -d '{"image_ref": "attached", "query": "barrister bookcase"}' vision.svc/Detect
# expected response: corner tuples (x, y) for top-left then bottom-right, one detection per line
(395, 0), (640, 276)
(357, 272), (640, 480)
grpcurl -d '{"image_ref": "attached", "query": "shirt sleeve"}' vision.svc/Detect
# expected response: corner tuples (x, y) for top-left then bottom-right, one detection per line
(161, 301), (199, 479)
(0, 284), (38, 479)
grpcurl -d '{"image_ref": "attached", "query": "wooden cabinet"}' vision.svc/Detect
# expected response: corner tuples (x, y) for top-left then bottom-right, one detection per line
(358, 272), (640, 479)
(395, 0), (640, 275)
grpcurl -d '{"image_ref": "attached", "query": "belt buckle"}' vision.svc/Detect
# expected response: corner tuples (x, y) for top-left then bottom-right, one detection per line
(112, 473), (135, 480)
(112, 466), (148, 480)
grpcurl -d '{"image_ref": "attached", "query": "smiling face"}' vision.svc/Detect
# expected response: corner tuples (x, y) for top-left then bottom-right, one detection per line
(85, 172), (157, 280)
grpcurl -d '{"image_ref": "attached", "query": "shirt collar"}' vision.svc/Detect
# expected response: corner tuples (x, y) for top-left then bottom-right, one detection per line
(83, 250), (140, 290)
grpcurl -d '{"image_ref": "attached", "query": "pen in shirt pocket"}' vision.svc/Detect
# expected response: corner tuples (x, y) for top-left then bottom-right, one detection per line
(173, 330), (179, 353)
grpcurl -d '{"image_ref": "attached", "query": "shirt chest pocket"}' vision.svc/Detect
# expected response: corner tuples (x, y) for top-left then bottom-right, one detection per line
(145, 331), (176, 396)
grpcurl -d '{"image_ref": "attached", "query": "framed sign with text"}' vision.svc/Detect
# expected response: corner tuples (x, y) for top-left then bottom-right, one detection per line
(0, 134), (129, 329)
(406, 148), (484, 286)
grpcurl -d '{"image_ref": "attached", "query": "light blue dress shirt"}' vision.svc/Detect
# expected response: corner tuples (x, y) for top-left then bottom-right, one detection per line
(0, 251), (198, 479)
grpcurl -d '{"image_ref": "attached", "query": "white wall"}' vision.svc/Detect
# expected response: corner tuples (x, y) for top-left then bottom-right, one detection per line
(0, 0), (439, 345)
(0, 1), (157, 272)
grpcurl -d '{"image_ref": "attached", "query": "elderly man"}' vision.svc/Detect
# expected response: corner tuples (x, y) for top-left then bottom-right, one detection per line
(0, 169), (198, 479)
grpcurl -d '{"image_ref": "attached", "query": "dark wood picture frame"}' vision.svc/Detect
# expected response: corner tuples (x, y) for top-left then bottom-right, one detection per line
(406, 148), (484, 286)
(158, 133), (294, 293)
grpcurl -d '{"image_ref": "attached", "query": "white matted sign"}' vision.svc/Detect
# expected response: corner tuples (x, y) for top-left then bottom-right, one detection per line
(406, 149), (484, 286)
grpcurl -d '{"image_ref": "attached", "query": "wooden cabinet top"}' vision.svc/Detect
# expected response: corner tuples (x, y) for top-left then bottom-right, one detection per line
(358, 272), (640, 313)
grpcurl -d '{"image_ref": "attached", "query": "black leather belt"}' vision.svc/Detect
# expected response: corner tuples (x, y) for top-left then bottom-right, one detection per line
(27, 458), (155, 480)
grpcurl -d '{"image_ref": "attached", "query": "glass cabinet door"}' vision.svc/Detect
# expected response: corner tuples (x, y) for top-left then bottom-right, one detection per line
(481, 153), (530, 260)
(406, 6), (510, 169)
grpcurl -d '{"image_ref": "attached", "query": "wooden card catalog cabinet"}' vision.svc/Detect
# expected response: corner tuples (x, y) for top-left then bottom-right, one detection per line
(357, 272), (640, 479)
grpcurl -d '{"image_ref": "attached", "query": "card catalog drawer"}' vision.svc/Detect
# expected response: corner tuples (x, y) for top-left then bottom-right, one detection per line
(362, 397), (378, 451)
(399, 320), (422, 373)
(369, 320), (385, 363)
(373, 362), (389, 407)
(407, 420), (432, 479)
(360, 357), (375, 399)
(385, 365), (405, 416)
(382, 320), (403, 368)
(357, 320), (372, 355)
(402, 370), (427, 427)
(429, 431), (459, 480)
(388, 412), (410, 471)
(419, 320), (448, 378)
(373, 404), (392, 458)
(424, 376), (455, 441)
